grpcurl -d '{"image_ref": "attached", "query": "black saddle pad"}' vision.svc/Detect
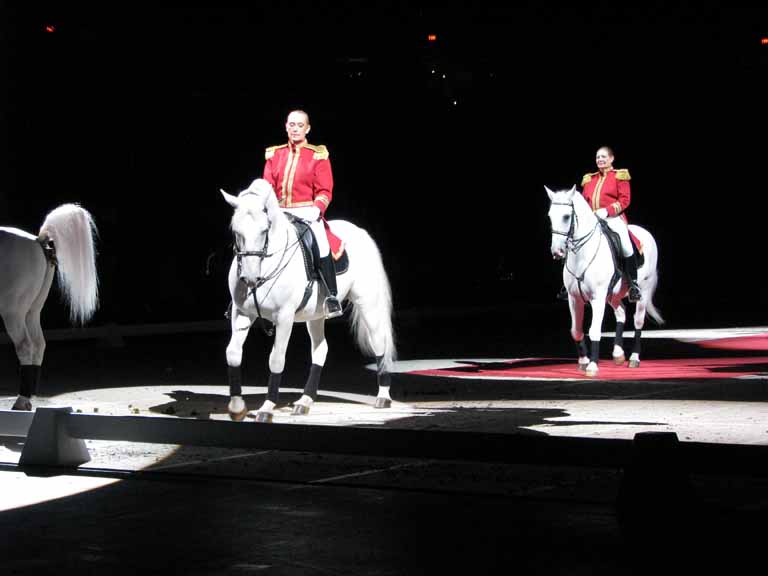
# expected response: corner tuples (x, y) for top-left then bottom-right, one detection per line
(288, 216), (349, 277)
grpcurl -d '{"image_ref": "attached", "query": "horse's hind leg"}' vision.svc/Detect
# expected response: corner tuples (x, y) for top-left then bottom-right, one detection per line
(629, 300), (648, 368)
(292, 319), (327, 416)
(2, 311), (35, 410)
(17, 266), (54, 407)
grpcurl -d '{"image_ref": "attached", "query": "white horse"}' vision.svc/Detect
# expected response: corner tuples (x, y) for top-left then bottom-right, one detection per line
(546, 186), (664, 377)
(1, 204), (99, 410)
(221, 179), (396, 422)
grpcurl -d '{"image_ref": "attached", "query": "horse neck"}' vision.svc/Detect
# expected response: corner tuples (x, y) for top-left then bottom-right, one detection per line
(268, 210), (294, 248)
(568, 196), (601, 258)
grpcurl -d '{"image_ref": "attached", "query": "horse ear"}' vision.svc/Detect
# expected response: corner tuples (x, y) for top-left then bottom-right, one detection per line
(220, 189), (240, 209)
(566, 185), (577, 199)
(544, 185), (555, 201)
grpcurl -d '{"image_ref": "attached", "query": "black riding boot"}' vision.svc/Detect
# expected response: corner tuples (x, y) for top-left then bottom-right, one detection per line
(318, 255), (343, 318)
(624, 252), (641, 303)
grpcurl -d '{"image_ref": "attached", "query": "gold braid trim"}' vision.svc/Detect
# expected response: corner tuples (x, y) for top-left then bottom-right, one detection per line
(265, 144), (288, 160)
(304, 143), (329, 160)
(581, 172), (596, 186)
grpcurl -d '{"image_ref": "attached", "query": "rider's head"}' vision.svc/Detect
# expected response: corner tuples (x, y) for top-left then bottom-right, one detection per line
(285, 110), (311, 146)
(595, 146), (615, 173)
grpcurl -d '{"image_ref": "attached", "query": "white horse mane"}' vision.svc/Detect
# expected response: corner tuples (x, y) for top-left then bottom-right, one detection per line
(225, 179), (282, 231)
(239, 178), (274, 199)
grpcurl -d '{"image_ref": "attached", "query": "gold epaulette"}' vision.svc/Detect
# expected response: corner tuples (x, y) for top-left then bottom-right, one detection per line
(615, 168), (631, 181)
(265, 144), (288, 160)
(581, 172), (597, 186)
(304, 143), (329, 160)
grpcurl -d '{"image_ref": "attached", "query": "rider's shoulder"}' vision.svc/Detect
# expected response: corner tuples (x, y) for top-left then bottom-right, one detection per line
(304, 143), (330, 160)
(581, 171), (599, 186)
(265, 144), (288, 160)
(613, 168), (631, 181)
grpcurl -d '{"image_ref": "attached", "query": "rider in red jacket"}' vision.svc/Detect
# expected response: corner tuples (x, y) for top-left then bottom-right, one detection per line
(558, 146), (641, 302)
(262, 110), (342, 318)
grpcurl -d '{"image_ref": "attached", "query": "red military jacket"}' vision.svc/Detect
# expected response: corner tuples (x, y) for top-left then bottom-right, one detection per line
(581, 168), (631, 223)
(262, 141), (334, 216)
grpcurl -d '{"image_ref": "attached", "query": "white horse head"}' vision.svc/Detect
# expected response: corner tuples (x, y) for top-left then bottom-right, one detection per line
(545, 184), (596, 260)
(221, 179), (284, 287)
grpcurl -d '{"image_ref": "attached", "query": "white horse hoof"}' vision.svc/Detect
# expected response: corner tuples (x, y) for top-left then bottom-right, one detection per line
(629, 359), (641, 368)
(228, 397), (247, 421)
(292, 404), (310, 416)
(586, 365), (599, 377)
(374, 397), (392, 409)
(254, 411), (273, 423)
(11, 396), (32, 411)
(613, 355), (626, 366)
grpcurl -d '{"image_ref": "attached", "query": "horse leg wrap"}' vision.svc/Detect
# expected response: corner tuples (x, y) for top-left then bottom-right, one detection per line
(376, 355), (391, 388)
(267, 372), (282, 405)
(228, 365), (242, 397)
(590, 340), (601, 364)
(304, 364), (322, 400)
(615, 322), (625, 349)
(633, 329), (643, 355)
(576, 339), (588, 359)
(19, 365), (41, 398)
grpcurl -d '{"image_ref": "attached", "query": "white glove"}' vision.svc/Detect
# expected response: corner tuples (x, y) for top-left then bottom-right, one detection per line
(307, 206), (321, 221)
(595, 208), (609, 219)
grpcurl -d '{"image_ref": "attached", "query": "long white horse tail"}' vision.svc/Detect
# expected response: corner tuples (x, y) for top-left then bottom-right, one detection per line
(645, 269), (665, 326)
(348, 228), (396, 372)
(39, 203), (99, 325)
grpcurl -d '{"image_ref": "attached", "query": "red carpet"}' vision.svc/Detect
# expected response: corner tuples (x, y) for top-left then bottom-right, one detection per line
(411, 356), (768, 380)
(694, 334), (768, 351)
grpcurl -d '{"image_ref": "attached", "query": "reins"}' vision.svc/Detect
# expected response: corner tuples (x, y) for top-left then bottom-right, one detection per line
(550, 200), (603, 300)
(233, 206), (307, 336)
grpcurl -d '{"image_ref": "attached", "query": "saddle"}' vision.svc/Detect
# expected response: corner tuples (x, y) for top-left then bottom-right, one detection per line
(286, 215), (350, 312)
(598, 220), (644, 294)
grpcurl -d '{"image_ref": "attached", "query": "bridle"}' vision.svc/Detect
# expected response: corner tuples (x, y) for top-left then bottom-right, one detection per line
(550, 199), (603, 299)
(234, 206), (274, 282)
(231, 200), (302, 335)
(549, 201), (599, 253)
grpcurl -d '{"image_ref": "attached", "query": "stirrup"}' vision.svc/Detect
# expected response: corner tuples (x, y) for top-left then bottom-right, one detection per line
(324, 296), (343, 319)
(628, 284), (642, 303)
(556, 286), (568, 301)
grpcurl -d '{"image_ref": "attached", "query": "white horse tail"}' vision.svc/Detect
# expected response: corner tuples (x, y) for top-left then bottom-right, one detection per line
(39, 203), (99, 325)
(348, 227), (396, 372)
(644, 270), (665, 326)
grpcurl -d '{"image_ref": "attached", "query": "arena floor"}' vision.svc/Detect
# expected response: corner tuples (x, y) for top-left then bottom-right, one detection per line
(2, 306), (768, 574)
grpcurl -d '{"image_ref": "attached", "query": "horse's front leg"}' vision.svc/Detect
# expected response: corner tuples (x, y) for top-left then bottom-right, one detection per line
(585, 296), (609, 377)
(226, 307), (252, 421)
(610, 298), (627, 365)
(254, 312), (295, 423)
(568, 296), (590, 372)
(292, 319), (328, 416)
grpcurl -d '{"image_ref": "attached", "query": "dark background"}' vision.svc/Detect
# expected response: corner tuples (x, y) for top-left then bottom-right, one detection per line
(1, 1), (767, 328)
